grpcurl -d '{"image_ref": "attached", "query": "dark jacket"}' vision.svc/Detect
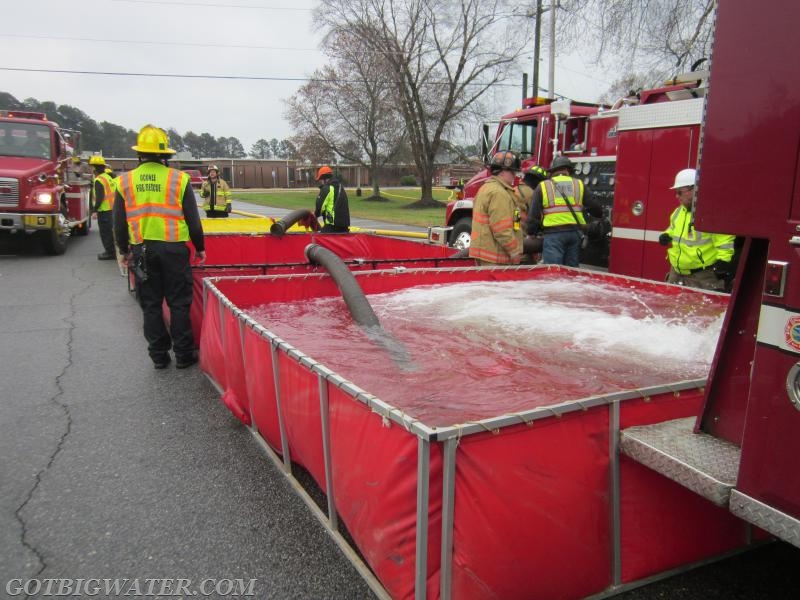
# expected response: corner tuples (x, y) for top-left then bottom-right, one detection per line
(314, 178), (350, 232)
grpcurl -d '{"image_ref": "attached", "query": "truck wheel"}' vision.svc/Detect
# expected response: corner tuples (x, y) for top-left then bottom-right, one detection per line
(449, 217), (472, 249)
(40, 224), (68, 255)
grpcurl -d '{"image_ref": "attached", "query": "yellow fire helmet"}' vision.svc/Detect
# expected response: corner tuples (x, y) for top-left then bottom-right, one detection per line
(131, 124), (175, 155)
(88, 155), (106, 166)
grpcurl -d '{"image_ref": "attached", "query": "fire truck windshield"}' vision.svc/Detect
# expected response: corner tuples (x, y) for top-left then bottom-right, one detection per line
(494, 120), (538, 158)
(0, 122), (53, 160)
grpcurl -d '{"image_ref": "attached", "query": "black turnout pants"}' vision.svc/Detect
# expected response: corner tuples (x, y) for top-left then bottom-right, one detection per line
(97, 210), (116, 255)
(132, 241), (195, 363)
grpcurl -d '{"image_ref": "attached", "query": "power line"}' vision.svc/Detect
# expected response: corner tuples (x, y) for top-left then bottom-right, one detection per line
(0, 66), (522, 87)
(0, 33), (321, 53)
(0, 66), (311, 82)
(111, 0), (312, 10)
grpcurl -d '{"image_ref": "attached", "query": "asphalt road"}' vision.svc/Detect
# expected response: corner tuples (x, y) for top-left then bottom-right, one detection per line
(0, 228), (376, 600)
(1, 211), (798, 600)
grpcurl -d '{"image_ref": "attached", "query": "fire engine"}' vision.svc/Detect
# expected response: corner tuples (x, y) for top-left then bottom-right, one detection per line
(0, 110), (91, 255)
(430, 66), (709, 280)
(620, 0), (800, 552)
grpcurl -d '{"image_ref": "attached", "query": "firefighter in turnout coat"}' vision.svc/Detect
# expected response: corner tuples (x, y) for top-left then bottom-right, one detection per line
(468, 151), (523, 265)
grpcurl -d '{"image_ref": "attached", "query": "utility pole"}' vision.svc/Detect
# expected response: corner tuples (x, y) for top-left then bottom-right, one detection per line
(548, 0), (556, 99)
(532, 0), (543, 98)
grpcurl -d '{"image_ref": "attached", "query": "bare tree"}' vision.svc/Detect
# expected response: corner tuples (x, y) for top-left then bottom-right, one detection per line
(558, 0), (716, 96)
(314, 0), (528, 207)
(285, 31), (407, 200)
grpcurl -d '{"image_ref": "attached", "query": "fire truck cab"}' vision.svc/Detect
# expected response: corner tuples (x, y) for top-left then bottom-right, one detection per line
(0, 110), (91, 255)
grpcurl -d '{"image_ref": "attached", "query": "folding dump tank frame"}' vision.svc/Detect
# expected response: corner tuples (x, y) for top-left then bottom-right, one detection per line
(200, 266), (753, 600)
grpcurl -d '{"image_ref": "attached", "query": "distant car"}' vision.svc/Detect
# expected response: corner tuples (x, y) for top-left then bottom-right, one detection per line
(185, 169), (203, 190)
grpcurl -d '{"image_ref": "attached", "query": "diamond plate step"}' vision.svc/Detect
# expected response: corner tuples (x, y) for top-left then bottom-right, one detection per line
(620, 417), (741, 506)
(730, 490), (800, 548)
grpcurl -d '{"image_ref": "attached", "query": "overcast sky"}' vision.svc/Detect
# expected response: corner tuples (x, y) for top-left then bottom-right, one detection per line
(2, 0), (618, 154)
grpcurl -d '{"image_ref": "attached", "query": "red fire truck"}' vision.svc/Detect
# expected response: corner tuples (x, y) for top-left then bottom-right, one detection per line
(0, 110), (91, 255)
(430, 67), (708, 280)
(620, 0), (800, 551)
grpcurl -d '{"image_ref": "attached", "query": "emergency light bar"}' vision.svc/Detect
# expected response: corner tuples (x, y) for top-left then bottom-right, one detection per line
(1, 110), (47, 120)
(521, 96), (553, 108)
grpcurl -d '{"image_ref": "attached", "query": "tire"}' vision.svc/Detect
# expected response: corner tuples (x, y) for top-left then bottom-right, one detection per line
(40, 227), (68, 255)
(449, 216), (473, 249)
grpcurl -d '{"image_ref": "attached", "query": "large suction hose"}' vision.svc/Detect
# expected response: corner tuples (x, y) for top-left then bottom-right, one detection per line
(270, 209), (319, 237)
(305, 243), (415, 370)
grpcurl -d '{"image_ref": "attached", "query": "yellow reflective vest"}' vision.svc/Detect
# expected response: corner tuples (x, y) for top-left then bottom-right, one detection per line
(116, 162), (190, 244)
(540, 175), (586, 229)
(93, 172), (116, 212)
(663, 205), (735, 274)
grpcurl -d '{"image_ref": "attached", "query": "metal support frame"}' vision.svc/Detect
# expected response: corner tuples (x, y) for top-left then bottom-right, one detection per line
(440, 438), (458, 600)
(415, 438), (431, 600)
(248, 429), (391, 600)
(609, 401), (621, 586)
(318, 373), (338, 530)
(270, 344), (292, 472)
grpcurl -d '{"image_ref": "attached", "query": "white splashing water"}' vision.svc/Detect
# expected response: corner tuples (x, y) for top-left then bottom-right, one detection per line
(377, 279), (724, 368)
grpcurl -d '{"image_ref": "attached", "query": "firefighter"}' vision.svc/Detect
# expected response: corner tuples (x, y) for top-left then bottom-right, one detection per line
(89, 155), (116, 261)
(517, 164), (548, 261)
(468, 151), (523, 265)
(516, 164), (548, 224)
(314, 165), (350, 233)
(200, 164), (232, 218)
(659, 168), (735, 291)
(113, 125), (206, 369)
(526, 155), (602, 267)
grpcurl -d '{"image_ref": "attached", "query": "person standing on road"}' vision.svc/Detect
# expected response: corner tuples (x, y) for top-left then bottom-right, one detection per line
(200, 164), (232, 218)
(89, 155), (117, 261)
(314, 165), (350, 233)
(526, 155), (602, 267)
(659, 168), (736, 291)
(113, 125), (206, 370)
(468, 151), (523, 265)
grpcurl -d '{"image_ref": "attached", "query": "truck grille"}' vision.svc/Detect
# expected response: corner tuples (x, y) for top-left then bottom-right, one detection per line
(0, 177), (20, 207)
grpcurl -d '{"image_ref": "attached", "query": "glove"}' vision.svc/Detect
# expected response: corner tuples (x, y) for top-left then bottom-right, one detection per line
(298, 211), (321, 231)
(658, 233), (672, 246)
(712, 260), (733, 279)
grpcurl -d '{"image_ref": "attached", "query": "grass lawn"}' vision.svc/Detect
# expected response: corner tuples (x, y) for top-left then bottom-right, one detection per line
(233, 187), (455, 228)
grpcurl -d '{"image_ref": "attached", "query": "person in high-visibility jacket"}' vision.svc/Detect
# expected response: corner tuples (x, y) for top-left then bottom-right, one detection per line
(199, 164), (232, 218)
(313, 165), (350, 232)
(526, 155), (602, 267)
(113, 125), (206, 370)
(89, 155), (116, 261)
(659, 168), (736, 291)
(468, 151), (523, 265)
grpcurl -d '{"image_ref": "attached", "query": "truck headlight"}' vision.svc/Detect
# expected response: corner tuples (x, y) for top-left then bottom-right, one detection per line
(36, 192), (53, 205)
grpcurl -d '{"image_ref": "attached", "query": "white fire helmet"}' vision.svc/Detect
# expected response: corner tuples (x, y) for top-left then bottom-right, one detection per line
(670, 168), (696, 189)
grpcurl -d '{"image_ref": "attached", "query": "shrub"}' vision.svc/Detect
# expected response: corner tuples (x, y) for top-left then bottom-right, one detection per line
(399, 175), (417, 186)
